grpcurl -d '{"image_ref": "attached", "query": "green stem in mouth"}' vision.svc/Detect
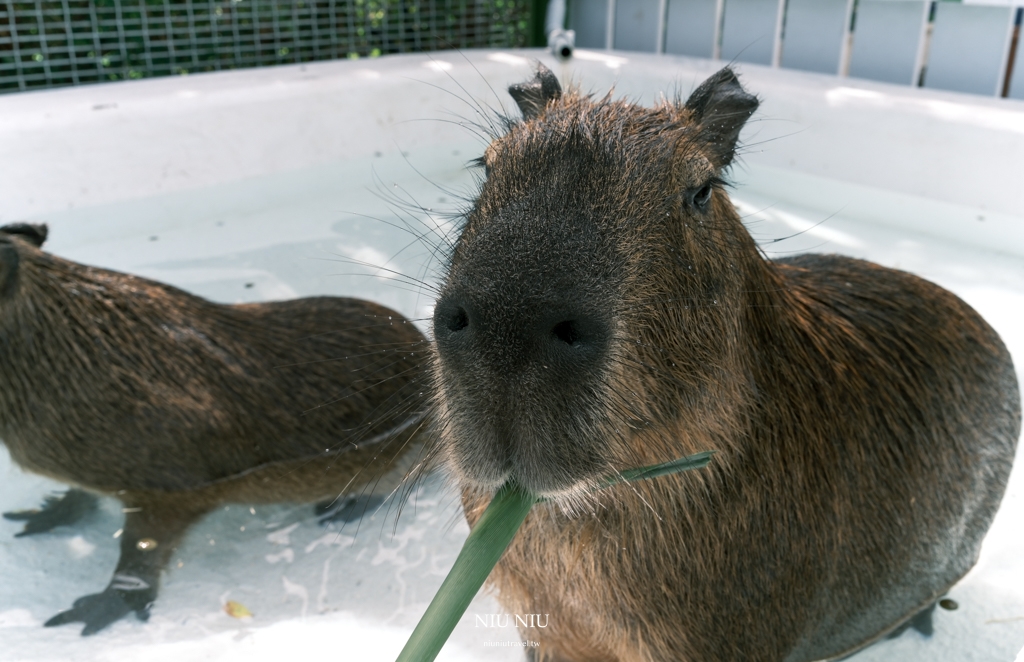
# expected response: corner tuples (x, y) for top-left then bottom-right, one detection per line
(394, 480), (535, 662)
(394, 450), (716, 662)
(602, 450), (716, 488)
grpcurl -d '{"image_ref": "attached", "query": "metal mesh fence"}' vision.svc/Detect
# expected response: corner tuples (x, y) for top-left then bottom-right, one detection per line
(0, 0), (530, 93)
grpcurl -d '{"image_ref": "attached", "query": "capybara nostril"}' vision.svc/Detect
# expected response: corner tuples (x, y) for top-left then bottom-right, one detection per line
(541, 314), (610, 365)
(551, 319), (579, 345)
(449, 307), (469, 333)
(444, 305), (469, 334)
(432, 297), (472, 347)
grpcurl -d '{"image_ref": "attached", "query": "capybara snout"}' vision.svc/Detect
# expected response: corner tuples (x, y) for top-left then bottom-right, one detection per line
(432, 199), (619, 494)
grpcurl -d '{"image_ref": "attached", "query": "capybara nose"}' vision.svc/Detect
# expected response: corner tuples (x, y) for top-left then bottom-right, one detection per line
(433, 291), (610, 378)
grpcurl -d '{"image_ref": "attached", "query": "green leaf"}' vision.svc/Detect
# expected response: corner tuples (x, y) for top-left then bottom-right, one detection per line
(605, 450), (716, 487)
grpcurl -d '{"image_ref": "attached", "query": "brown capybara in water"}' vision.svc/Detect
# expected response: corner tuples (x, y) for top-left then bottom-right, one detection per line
(0, 223), (428, 635)
(430, 65), (1021, 661)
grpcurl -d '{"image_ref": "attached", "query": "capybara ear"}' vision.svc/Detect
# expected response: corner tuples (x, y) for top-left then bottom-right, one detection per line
(509, 63), (562, 120)
(0, 223), (48, 248)
(684, 67), (759, 168)
(0, 238), (21, 298)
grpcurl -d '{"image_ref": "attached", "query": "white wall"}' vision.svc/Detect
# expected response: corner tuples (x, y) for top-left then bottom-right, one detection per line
(3, 49), (1022, 258)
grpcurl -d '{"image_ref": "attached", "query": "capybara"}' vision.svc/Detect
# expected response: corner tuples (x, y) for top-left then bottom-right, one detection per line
(0, 223), (428, 635)
(430, 65), (1020, 661)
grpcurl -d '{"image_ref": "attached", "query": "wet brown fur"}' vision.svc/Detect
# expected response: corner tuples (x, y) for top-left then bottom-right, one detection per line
(432, 67), (1021, 661)
(0, 225), (428, 632)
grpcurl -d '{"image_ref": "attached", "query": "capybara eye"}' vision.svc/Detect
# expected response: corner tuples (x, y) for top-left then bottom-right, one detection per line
(693, 183), (713, 210)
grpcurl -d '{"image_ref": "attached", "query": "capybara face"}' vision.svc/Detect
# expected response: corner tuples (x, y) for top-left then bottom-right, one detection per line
(432, 67), (758, 500)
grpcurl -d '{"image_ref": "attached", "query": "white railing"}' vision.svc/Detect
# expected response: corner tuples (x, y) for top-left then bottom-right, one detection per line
(567, 0), (1024, 98)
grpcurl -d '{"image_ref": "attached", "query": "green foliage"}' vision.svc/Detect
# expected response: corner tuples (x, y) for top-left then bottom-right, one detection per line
(0, 0), (531, 92)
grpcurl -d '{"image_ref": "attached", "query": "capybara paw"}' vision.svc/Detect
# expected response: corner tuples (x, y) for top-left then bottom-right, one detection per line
(3, 489), (98, 537)
(44, 581), (154, 635)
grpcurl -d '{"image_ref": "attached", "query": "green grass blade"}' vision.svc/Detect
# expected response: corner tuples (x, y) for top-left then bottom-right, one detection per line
(395, 482), (537, 662)
(606, 450), (716, 487)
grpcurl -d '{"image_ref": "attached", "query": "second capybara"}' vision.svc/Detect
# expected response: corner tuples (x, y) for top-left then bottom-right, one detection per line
(0, 223), (428, 635)
(430, 65), (1020, 661)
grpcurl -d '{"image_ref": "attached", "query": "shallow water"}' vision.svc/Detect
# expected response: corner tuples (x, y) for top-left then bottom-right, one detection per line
(1, 142), (1023, 661)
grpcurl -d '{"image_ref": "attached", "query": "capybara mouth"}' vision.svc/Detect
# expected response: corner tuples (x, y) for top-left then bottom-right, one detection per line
(444, 420), (612, 497)
(433, 373), (616, 500)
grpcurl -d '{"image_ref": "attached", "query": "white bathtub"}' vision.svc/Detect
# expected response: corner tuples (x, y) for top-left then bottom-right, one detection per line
(0, 49), (1022, 662)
